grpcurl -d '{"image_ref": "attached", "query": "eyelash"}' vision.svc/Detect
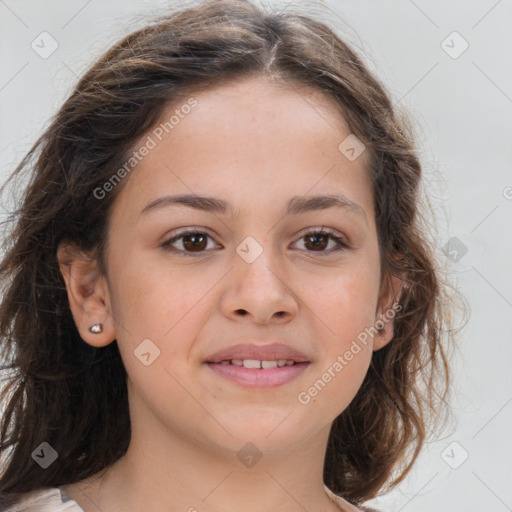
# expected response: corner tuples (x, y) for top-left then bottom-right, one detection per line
(160, 227), (349, 257)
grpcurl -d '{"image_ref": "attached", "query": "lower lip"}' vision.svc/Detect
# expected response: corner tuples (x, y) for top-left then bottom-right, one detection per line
(206, 362), (310, 388)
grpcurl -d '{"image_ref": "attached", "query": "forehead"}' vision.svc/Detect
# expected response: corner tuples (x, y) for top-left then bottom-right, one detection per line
(177, 75), (352, 143)
(112, 75), (374, 224)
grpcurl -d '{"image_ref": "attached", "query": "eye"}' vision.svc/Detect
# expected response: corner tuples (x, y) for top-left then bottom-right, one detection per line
(160, 228), (219, 257)
(291, 228), (349, 256)
(160, 227), (349, 257)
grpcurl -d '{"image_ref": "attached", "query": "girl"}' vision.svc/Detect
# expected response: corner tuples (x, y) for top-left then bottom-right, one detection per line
(0, 0), (458, 510)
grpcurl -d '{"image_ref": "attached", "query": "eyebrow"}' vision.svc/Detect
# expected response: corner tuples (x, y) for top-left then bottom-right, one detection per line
(140, 193), (368, 225)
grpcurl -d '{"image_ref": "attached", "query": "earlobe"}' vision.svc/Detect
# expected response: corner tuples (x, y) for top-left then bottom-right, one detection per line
(56, 242), (115, 348)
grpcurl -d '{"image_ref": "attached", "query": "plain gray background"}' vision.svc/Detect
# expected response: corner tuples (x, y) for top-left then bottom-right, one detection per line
(0, 1), (511, 511)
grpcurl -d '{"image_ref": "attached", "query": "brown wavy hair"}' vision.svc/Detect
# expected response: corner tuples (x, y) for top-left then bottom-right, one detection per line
(0, 0), (465, 509)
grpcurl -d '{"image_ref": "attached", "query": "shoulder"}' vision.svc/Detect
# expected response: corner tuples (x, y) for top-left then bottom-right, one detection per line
(3, 487), (84, 512)
(324, 485), (386, 512)
(348, 503), (386, 512)
(351, 504), (386, 512)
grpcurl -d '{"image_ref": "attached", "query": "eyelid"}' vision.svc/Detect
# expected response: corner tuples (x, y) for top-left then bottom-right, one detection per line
(165, 226), (215, 239)
(296, 226), (348, 243)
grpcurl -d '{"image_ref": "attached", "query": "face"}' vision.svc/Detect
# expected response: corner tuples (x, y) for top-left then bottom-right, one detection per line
(60, 75), (399, 460)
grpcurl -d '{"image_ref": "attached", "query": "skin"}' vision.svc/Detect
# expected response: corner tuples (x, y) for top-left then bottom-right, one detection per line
(58, 75), (402, 512)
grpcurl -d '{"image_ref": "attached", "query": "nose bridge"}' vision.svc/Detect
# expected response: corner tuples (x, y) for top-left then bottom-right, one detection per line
(235, 233), (285, 291)
(221, 232), (298, 323)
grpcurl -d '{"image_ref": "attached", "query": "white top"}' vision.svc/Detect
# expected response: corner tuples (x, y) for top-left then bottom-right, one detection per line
(5, 487), (84, 512)
(8, 485), (376, 512)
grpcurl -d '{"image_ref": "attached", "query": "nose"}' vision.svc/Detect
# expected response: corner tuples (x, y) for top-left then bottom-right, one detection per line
(219, 245), (299, 325)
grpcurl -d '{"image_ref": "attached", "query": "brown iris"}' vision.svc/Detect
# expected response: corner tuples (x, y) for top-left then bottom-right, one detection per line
(182, 233), (208, 252)
(303, 233), (329, 251)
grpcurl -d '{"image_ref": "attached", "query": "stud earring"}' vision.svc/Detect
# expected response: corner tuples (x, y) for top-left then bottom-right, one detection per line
(88, 323), (103, 334)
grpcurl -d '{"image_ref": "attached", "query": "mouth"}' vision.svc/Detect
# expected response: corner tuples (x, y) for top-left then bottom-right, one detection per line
(208, 358), (305, 368)
(205, 359), (310, 388)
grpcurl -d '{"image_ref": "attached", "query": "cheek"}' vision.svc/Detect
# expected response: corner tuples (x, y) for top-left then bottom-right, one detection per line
(297, 257), (378, 410)
(297, 273), (376, 415)
(298, 346), (372, 420)
(108, 247), (204, 330)
(107, 262), (213, 416)
(107, 250), (220, 369)
(305, 257), (380, 346)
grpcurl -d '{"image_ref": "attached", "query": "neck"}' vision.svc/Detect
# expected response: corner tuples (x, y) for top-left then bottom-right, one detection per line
(63, 384), (357, 512)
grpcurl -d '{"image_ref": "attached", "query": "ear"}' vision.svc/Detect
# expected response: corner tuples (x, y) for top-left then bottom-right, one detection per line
(57, 241), (115, 348)
(373, 262), (407, 352)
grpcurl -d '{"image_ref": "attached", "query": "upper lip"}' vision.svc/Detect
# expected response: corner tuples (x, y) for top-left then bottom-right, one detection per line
(205, 343), (310, 363)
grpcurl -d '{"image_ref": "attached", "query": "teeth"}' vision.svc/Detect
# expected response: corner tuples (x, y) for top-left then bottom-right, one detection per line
(221, 359), (297, 368)
(242, 359), (261, 369)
